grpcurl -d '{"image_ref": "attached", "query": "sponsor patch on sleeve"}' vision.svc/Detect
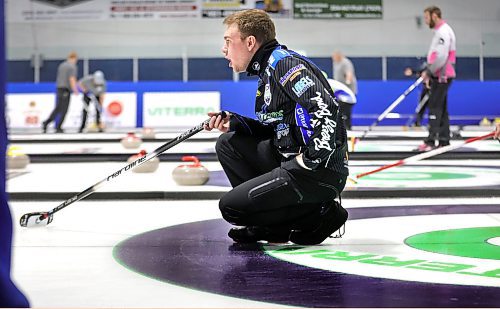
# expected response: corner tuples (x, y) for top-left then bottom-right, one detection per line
(292, 76), (315, 97)
(279, 64), (306, 85)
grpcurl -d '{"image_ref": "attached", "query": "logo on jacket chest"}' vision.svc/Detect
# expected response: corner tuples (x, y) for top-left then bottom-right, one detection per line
(264, 84), (272, 105)
(256, 110), (284, 124)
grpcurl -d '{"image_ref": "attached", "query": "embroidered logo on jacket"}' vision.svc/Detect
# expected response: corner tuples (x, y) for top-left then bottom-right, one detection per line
(276, 123), (290, 139)
(252, 62), (260, 71)
(264, 84), (271, 105)
(292, 76), (315, 97)
(310, 92), (337, 152)
(256, 110), (284, 124)
(295, 105), (313, 144)
(279, 64), (306, 85)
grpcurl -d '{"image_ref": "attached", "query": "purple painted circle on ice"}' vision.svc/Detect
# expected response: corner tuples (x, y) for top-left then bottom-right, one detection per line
(114, 204), (500, 307)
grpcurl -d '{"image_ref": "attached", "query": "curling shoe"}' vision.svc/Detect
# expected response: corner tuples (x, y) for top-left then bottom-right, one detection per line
(228, 226), (290, 244)
(290, 200), (348, 245)
(414, 143), (435, 152)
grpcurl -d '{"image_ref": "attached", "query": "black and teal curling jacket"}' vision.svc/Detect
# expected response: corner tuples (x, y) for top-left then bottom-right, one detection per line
(229, 39), (349, 176)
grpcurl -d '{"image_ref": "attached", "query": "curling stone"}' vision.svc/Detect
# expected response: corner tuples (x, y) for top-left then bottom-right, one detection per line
(127, 150), (159, 173)
(480, 117), (492, 127)
(172, 156), (209, 186)
(121, 132), (142, 149)
(141, 127), (156, 139)
(7, 146), (30, 169)
(86, 122), (103, 133)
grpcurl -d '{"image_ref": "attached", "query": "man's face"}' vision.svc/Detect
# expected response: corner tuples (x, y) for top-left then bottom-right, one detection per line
(222, 24), (255, 73)
(332, 53), (342, 63)
(424, 11), (436, 29)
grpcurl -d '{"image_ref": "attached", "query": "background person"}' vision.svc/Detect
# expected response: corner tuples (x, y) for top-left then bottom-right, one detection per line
(332, 50), (357, 130)
(78, 70), (106, 133)
(416, 6), (456, 151)
(42, 51), (79, 133)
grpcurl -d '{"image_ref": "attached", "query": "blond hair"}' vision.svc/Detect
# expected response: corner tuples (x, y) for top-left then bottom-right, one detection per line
(223, 9), (276, 44)
(68, 51), (78, 60)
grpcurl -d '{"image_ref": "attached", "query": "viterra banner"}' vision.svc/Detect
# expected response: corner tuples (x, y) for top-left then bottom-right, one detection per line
(143, 91), (220, 128)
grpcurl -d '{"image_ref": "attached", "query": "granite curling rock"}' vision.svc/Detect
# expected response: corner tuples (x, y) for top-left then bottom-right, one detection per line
(121, 132), (142, 149)
(86, 122), (103, 133)
(141, 127), (156, 139)
(172, 156), (209, 186)
(127, 150), (159, 173)
(7, 146), (30, 169)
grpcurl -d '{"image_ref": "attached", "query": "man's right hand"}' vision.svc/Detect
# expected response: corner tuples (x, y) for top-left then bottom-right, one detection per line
(205, 111), (230, 133)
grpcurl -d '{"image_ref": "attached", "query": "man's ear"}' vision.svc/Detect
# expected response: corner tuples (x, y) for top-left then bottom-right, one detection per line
(246, 35), (257, 51)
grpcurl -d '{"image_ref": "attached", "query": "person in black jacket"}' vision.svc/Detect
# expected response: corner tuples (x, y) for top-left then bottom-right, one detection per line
(205, 9), (349, 245)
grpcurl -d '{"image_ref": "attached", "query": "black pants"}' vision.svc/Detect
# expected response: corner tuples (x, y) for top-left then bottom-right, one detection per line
(424, 79), (452, 146)
(45, 88), (71, 130)
(216, 132), (347, 230)
(339, 102), (353, 130)
(80, 94), (101, 131)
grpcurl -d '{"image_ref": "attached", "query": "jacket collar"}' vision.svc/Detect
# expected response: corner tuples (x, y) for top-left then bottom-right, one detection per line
(434, 20), (446, 30)
(246, 39), (280, 76)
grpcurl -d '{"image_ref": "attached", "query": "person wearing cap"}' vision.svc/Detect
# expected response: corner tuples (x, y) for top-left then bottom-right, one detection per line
(42, 51), (79, 133)
(78, 71), (107, 133)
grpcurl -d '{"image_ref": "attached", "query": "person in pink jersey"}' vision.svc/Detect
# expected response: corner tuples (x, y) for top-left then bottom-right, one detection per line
(416, 6), (456, 151)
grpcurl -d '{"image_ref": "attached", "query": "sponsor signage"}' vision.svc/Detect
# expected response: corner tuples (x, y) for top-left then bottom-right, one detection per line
(6, 92), (136, 129)
(294, 0), (383, 19)
(7, 0), (199, 22)
(143, 91), (220, 127)
(201, 0), (292, 18)
(5, 94), (55, 128)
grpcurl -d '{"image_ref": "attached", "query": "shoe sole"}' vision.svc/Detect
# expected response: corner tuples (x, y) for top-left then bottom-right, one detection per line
(228, 228), (290, 244)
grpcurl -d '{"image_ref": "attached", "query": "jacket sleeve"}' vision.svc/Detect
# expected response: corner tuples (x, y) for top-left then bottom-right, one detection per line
(229, 112), (274, 137)
(427, 29), (452, 75)
(273, 57), (340, 170)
